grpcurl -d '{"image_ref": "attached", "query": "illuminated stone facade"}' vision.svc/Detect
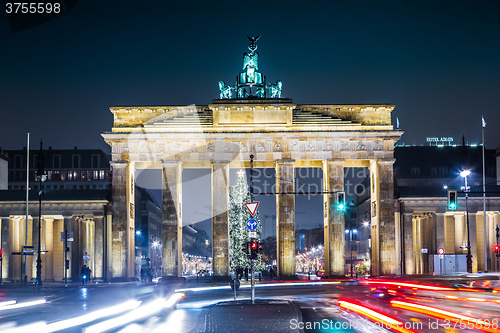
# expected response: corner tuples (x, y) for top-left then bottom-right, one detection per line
(0, 190), (111, 282)
(103, 98), (403, 278)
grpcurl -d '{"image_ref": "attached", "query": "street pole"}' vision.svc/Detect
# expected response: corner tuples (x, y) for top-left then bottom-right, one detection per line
(250, 154), (255, 305)
(350, 230), (353, 278)
(64, 224), (68, 287)
(35, 140), (46, 287)
(25, 133), (29, 285)
(464, 175), (472, 273)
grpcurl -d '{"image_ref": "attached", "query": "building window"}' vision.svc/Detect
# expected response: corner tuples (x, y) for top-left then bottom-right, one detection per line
(431, 167), (437, 176)
(53, 155), (61, 168)
(91, 154), (100, 169)
(72, 155), (80, 168)
(47, 170), (52, 180)
(100, 170), (105, 180)
(53, 170), (61, 181)
(93, 170), (99, 180)
(67, 171), (73, 181)
(410, 167), (420, 176)
(14, 155), (21, 169)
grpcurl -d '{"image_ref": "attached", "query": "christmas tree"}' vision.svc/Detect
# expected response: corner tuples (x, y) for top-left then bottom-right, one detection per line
(229, 169), (264, 271)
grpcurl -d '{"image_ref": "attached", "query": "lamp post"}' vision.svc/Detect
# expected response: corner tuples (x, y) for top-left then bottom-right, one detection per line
(460, 169), (473, 273)
(35, 140), (47, 286)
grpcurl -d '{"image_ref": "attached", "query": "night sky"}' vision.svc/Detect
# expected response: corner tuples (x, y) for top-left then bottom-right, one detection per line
(2, 1), (500, 237)
(1, 1), (500, 150)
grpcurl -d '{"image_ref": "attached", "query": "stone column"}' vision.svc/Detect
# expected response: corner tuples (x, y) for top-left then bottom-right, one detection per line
(1, 217), (10, 280)
(454, 214), (465, 253)
(322, 160), (344, 277)
(9, 217), (21, 281)
(94, 216), (104, 279)
(412, 216), (422, 274)
(162, 161), (182, 278)
(493, 214), (500, 272)
(276, 159), (295, 277)
(70, 216), (81, 280)
(476, 212), (486, 272)
(52, 218), (64, 282)
(44, 218), (54, 281)
(469, 213), (478, 273)
(110, 161), (135, 279)
(370, 159), (396, 275)
(487, 213), (497, 271)
(436, 214), (446, 252)
(403, 213), (414, 274)
(64, 216), (73, 280)
(212, 162), (230, 277)
(444, 215), (455, 254)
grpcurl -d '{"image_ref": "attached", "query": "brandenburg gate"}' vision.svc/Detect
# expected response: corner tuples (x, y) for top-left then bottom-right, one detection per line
(102, 37), (403, 279)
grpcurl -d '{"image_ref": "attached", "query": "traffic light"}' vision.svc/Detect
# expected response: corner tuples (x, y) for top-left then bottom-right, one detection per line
(0, 249), (2, 261)
(65, 260), (70, 269)
(447, 190), (457, 210)
(336, 191), (346, 211)
(250, 241), (258, 259)
(494, 244), (500, 257)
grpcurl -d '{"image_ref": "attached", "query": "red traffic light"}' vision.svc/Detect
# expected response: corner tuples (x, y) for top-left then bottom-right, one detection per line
(251, 242), (258, 250)
(494, 245), (499, 252)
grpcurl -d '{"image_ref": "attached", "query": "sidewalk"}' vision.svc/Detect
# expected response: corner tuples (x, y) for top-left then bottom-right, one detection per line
(191, 299), (304, 333)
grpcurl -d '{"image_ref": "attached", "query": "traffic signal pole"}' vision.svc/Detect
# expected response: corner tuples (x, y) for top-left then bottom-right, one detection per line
(250, 154), (255, 305)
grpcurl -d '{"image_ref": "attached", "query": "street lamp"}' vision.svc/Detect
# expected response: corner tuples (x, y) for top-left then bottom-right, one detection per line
(460, 169), (473, 273)
(35, 140), (47, 286)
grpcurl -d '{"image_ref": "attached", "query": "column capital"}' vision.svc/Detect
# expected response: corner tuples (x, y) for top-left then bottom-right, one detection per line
(109, 161), (127, 168)
(275, 158), (295, 164)
(376, 158), (396, 165)
(211, 160), (231, 165)
(325, 158), (345, 164)
(161, 160), (182, 167)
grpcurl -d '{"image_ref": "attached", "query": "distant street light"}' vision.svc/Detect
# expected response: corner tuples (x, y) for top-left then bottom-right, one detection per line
(460, 169), (473, 273)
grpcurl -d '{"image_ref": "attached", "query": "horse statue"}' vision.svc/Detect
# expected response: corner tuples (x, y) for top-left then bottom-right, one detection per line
(218, 81), (233, 99)
(268, 80), (282, 98)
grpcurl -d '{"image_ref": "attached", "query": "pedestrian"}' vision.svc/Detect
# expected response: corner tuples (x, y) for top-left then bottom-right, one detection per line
(269, 267), (274, 280)
(85, 266), (92, 283)
(244, 267), (248, 280)
(81, 265), (87, 286)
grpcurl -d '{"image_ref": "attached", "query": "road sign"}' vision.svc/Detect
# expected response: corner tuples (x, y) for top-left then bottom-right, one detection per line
(421, 248), (428, 254)
(246, 218), (258, 231)
(249, 231), (257, 238)
(438, 247), (445, 255)
(60, 232), (74, 242)
(439, 254), (444, 259)
(244, 202), (259, 216)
